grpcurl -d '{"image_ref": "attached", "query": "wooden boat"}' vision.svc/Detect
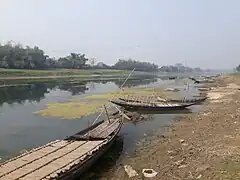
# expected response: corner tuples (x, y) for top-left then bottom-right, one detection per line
(169, 76), (177, 80)
(165, 88), (180, 92)
(119, 96), (207, 105)
(0, 118), (122, 180)
(193, 92), (207, 97)
(110, 99), (195, 111)
(198, 87), (213, 91)
(188, 77), (215, 84)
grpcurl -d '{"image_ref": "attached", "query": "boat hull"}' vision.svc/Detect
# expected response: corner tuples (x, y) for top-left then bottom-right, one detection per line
(0, 119), (122, 180)
(57, 121), (122, 180)
(58, 132), (120, 179)
(110, 100), (195, 111)
(119, 97), (207, 105)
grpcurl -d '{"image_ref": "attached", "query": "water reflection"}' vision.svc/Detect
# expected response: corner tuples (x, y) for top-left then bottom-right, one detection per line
(113, 78), (158, 88)
(0, 84), (53, 105)
(58, 82), (89, 95)
(0, 77), (158, 106)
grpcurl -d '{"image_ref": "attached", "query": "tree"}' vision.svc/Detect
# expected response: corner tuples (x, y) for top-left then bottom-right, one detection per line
(58, 53), (88, 69)
(113, 59), (158, 72)
(89, 58), (96, 67)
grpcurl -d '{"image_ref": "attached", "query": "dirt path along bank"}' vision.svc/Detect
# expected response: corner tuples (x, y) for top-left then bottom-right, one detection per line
(103, 75), (240, 180)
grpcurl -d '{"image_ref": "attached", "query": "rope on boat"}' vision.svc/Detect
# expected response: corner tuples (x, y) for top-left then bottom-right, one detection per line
(92, 68), (135, 125)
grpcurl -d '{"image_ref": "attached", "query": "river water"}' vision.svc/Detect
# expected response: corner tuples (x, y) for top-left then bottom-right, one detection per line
(0, 75), (203, 179)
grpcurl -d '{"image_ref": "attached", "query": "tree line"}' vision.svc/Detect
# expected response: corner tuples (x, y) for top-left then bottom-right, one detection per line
(0, 42), (158, 72)
(159, 63), (203, 73)
(0, 42), (88, 69)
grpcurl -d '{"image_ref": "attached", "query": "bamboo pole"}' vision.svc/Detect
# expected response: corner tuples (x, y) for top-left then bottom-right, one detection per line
(92, 68), (135, 125)
(104, 105), (111, 123)
(112, 104), (131, 120)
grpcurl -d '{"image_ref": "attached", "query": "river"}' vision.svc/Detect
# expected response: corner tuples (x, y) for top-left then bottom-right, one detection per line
(0, 75), (204, 179)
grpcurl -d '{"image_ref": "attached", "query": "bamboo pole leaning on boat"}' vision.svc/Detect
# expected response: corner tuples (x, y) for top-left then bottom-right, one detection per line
(92, 68), (135, 125)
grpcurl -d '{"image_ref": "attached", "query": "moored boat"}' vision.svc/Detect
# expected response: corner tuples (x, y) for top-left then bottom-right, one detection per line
(119, 96), (207, 104)
(188, 77), (215, 84)
(110, 99), (195, 111)
(0, 118), (122, 180)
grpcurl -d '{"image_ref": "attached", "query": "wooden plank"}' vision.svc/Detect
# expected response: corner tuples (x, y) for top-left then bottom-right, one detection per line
(19, 141), (104, 180)
(0, 141), (86, 180)
(89, 121), (109, 133)
(90, 121), (120, 138)
(0, 140), (61, 166)
(0, 140), (69, 177)
(73, 120), (119, 139)
(96, 122), (120, 138)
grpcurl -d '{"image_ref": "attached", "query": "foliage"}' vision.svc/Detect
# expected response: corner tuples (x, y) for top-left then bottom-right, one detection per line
(159, 63), (202, 72)
(58, 53), (88, 69)
(113, 59), (158, 72)
(0, 42), (88, 69)
(0, 41), (159, 72)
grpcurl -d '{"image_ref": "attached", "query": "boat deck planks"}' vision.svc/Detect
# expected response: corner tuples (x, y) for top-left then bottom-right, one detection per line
(73, 120), (120, 139)
(128, 101), (179, 107)
(19, 141), (104, 180)
(0, 119), (122, 180)
(0, 140), (104, 180)
(0, 140), (68, 177)
(90, 121), (120, 138)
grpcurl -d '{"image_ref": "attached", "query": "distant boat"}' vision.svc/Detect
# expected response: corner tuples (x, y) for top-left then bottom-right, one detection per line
(168, 76), (177, 80)
(0, 118), (122, 180)
(165, 88), (180, 92)
(188, 77), (215, 84)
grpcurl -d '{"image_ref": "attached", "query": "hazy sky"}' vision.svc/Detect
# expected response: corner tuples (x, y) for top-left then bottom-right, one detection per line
(0, 0), (239, 69)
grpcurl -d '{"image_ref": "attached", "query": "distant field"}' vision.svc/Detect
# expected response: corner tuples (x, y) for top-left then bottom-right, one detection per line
(0, 68), (129, 79)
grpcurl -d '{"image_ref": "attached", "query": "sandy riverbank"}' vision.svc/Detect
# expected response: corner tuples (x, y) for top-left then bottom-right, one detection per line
(101, 75), (240, 180)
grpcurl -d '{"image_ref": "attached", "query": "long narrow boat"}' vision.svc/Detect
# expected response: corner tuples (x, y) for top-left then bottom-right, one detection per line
(188, 77), (215, 84)
(110, 99), (195, 111)
(119, 96), (207, 104)
(0, 118), (122, 180)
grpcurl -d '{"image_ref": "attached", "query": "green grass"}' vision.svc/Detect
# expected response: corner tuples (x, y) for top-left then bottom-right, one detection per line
(0, 68), (127, 77)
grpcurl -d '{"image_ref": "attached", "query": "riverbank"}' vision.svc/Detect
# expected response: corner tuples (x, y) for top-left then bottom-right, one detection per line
(0, 69), (132, 80)
(103, 75), (240, 179)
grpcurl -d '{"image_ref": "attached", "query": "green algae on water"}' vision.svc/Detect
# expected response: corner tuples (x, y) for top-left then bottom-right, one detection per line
(35, 87), (172, 119)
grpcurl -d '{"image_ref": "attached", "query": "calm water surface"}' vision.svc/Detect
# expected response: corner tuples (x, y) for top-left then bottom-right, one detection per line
(0, 76), (202, 178)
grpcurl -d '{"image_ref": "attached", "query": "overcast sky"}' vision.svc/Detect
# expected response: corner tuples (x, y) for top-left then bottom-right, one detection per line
(0, 0), (239, 69)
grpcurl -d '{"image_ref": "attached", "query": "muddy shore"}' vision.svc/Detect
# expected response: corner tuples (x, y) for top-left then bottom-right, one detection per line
(100, 75), (240, 180)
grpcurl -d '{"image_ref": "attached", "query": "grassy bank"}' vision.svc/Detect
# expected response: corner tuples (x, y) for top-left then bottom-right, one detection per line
(0, 68), (131, 79)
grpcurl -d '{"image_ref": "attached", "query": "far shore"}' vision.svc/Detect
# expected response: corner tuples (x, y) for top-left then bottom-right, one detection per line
(0, 68), (160, 81)
(0, 74), (123, 80)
